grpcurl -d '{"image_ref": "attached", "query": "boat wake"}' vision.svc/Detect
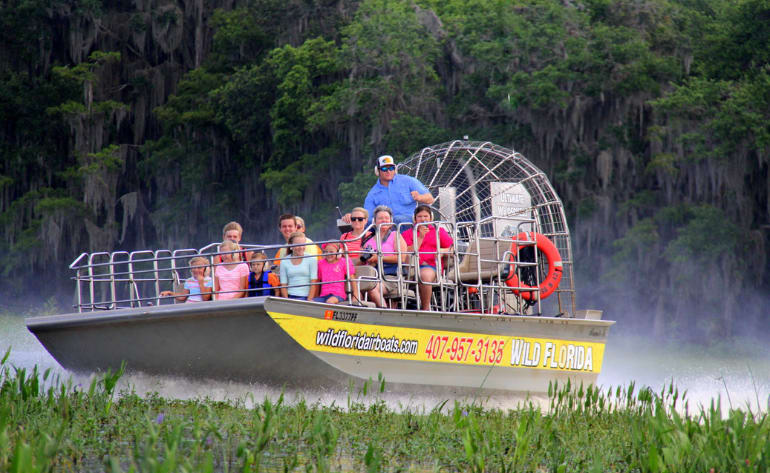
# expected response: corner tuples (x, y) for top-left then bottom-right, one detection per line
(109, 370), (551, 413)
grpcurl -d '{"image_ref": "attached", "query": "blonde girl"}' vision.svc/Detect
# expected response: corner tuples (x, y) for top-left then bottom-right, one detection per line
(160, 256), (212, 303)
(214, 240), (249, 299)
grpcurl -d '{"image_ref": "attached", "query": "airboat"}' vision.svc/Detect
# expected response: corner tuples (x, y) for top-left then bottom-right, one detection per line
(26, 141), (613, 394)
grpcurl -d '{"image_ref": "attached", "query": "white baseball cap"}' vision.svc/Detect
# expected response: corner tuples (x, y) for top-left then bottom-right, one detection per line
(377, 155), (395, 167)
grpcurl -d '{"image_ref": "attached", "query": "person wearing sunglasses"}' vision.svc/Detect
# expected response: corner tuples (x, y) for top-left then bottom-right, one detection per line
(347, 155), (434, 226)
(340, 207), (374, 259)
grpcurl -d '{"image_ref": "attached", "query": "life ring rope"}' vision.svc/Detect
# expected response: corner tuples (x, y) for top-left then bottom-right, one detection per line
(505, 232), (563, 300)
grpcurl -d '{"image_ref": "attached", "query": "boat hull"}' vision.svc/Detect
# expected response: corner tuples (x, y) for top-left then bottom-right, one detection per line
(26, 297), (613, 393)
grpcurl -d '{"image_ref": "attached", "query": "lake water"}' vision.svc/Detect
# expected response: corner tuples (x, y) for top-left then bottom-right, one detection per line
(2, 313), (768, 413)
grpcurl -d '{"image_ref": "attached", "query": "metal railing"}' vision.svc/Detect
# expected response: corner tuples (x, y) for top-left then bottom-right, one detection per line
(69, 217), (576, 316)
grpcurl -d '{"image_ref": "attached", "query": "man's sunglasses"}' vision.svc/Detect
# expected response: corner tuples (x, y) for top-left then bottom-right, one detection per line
(380, 165), (396, 172)
(351, 217), (366, 222)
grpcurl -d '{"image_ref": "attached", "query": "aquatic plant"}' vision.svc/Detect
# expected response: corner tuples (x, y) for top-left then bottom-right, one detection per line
(0, 354), (767, 472)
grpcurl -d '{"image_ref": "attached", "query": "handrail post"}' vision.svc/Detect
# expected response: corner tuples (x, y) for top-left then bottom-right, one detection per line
(110, 252), (117, 310)
(474, 221), (484, 313)
(153, 251), (160, 306)
(75, 266), (83, 312)
(88, 253), (96, 312)
(127, 257), (136, 308)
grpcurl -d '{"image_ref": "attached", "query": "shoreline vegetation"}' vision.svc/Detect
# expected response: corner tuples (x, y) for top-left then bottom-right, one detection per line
(3, 353), (767, 472)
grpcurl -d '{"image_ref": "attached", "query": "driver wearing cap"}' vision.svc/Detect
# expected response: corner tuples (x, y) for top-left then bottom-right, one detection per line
(354, 155), (434, 225)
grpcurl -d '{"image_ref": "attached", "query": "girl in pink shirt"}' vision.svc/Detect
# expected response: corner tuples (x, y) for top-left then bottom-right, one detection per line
(314, 242), (357, 304)
(214, 240), (249, 300)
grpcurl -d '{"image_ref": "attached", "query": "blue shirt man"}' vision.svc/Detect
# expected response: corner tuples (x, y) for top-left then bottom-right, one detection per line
(363, 155), (434, 225)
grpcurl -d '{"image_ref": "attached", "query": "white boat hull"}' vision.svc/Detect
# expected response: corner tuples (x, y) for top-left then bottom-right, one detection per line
(26, 297), (613, 394)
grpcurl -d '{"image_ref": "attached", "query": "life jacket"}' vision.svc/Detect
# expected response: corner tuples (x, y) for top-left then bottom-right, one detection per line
(248, 271), (273, 297)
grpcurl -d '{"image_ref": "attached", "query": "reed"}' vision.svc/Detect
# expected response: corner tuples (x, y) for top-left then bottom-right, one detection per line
(1, 352), (767, 472)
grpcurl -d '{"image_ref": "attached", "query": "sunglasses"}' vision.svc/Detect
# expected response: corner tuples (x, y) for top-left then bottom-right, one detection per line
(380, 165), (396, 172)
(351, 217), (366, 222)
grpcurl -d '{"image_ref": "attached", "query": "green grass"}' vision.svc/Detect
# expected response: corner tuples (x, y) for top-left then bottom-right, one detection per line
(0, 350), (767, 472)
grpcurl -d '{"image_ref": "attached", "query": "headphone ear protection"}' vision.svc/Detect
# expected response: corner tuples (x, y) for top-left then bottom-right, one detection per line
(373, 163), (397, 177)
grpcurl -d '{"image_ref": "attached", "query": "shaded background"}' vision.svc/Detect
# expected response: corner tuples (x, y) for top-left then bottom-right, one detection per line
(0, 0), (768, 340)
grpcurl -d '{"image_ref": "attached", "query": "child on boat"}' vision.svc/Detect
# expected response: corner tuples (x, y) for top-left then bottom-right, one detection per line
(314, 241), (357, 304)
(160, 256), (212, 303)
(247, 252), (279, 297)
(214, 240), (249, 300)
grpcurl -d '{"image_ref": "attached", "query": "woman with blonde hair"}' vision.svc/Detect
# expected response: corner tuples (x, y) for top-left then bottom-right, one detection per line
(294, 216), (306, 232)
(340, 207), (373, 259)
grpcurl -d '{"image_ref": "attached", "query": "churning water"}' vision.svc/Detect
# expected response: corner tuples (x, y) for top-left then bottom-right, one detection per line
(2, 313), (768, 413)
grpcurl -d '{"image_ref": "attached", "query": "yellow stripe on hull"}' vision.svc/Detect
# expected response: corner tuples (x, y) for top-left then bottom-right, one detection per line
(268, 311), (604, 374)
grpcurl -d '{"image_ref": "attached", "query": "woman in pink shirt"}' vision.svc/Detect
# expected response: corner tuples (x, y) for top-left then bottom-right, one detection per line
(401, 205), (453, 310)
(362, 206), (407, 308)
(214, 240), (249, 300)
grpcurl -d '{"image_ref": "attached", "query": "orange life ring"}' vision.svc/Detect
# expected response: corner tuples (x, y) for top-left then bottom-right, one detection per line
(505, 232), (563, 300)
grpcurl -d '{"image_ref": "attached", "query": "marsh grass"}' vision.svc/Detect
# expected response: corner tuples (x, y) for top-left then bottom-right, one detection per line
(0, 352), (767, 472)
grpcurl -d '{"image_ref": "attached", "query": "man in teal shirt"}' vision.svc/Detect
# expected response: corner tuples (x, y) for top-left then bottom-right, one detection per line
(361, 155), (434, 225)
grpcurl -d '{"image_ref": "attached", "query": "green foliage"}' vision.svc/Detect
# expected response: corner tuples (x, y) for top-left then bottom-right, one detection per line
(382, 114), (452, 158)
(139, 135), (232, 245)
(266, 37), (341, 168)
(340, 0), (441, 79)
(610, 204), (746, 279)
(311, 0), (441, 141)
(50, 51), (120, 86)
(208, 1), (282, 70)
(35, 196), (87, 216)
(212, 64), (275, 153)
(338, 171), (378, 213)
(611, 218), (660, 269)
(80, 145), (123, 175)
(653, 71), (770, 158)
(695, 0), (770, 80)
(664, 205), (744, 265)
(154, 68), (223, 129)
(2, 357), (769, 472)
(0, 0), (56, 65)
(262, 151), (332, 208)
(0, 186), (88, 288)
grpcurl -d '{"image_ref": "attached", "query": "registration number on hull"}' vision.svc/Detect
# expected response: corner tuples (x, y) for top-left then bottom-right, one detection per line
(268, 312), (603, 373)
